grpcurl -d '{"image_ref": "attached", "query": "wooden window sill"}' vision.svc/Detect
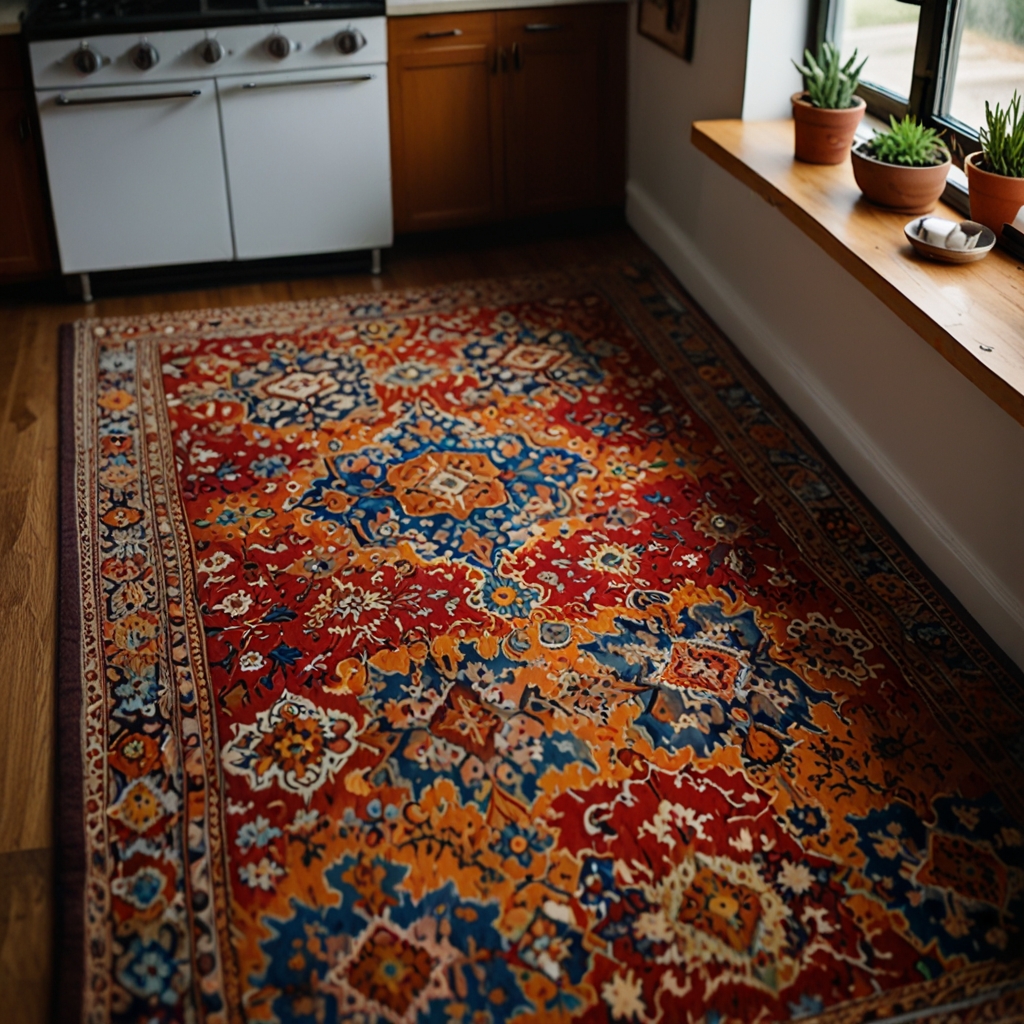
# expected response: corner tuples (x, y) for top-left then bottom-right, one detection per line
(691, 119), (1024, 428)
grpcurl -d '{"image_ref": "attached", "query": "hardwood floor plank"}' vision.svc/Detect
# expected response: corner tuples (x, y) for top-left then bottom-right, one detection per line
(0, 310), (57, 857)
(0, 847), (52, 1024)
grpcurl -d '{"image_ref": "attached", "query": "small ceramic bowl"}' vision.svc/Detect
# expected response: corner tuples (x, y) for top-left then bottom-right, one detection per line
(904, 217), (996, 264)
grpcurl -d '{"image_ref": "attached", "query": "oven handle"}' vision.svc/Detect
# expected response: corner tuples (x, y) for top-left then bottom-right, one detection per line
(240, 74), (375, 90)
(55, 89), (202, 106)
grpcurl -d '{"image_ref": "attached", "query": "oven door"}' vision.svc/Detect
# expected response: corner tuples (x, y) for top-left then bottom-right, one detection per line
(217, 67), (392, 261)
(35, 80), (234, 274)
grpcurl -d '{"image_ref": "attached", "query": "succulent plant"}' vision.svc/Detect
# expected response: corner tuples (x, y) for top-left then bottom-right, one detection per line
(864, 115), (948, 168)
(793, 42), (867, 110)
(979, 90), (1024, 177)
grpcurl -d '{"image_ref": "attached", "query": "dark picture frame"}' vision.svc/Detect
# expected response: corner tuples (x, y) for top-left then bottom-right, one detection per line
(638, 0), (696, 60)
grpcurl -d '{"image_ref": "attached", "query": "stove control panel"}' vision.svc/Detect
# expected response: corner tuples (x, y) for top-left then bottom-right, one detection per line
(335, 29), (366, 55)
(71, 42), (106, 75)
(131, 41), (160, 70)
(198, 38), (225, 64)
(30, 18), (386, 88)
(266, 33), (299, 59)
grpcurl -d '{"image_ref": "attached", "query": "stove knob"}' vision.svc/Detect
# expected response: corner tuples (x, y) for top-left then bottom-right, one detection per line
(72, 43), (103, 76)
(198, 38), (225, 64)
(334, 29), (366, 55)
(266, 34), (295, 60)
(131, 41), (160, 71)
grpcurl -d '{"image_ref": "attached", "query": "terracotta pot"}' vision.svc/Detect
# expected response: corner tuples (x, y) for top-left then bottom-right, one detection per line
(792, 93), (866, 165)
(966, 151), (1024, 242)
(851, 144), (950, 214)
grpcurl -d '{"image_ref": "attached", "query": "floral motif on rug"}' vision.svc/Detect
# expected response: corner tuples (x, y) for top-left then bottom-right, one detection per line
(59, 265), (1024, 1024)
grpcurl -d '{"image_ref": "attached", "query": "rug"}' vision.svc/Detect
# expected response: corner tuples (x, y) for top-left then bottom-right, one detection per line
(58, 263), (1024, 1024)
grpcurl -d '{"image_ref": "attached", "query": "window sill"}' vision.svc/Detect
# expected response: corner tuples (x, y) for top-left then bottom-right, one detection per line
(691, 118), (1024, 428)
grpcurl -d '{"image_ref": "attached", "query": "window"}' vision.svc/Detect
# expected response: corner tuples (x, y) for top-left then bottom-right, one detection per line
(949, 2), (1024, 128)
(817, 0), (1024, 181)
(842, 0), (921, 105)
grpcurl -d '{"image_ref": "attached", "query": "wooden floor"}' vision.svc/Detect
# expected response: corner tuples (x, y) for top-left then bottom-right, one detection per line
(0, 220), (647, 1023)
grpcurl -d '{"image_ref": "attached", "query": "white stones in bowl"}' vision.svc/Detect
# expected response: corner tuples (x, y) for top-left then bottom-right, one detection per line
(904, 217), (997, 264)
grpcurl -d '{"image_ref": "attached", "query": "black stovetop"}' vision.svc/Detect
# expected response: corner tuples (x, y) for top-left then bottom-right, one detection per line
(23, 0), (384, 39)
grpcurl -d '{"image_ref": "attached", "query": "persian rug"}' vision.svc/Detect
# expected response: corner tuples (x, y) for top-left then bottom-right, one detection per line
(58, 263), (1024, 1024)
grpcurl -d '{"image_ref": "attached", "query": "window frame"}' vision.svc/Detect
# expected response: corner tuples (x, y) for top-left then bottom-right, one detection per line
(813, 0), (986, 208)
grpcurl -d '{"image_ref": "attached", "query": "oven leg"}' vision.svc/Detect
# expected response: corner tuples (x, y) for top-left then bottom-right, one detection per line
(80, 273), (93, 303)
(370, 248), (382, 276)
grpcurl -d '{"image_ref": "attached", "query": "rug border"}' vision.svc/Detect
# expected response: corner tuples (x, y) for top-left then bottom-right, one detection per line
(56, 321), (85, 1024)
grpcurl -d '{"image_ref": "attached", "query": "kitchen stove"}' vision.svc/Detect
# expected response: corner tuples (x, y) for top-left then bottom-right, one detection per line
(27, 0), (392, 291)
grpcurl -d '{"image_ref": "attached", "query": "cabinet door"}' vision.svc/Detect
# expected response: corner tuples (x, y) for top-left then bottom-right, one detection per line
(0, 88), (53, 279)
(500, 4), (626, 217)
(389, 13), (504, 233)
(0, 37), (54, 280)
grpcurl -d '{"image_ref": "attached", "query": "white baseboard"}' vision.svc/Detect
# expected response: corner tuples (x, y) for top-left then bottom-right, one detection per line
(626, 179), (1024, 669)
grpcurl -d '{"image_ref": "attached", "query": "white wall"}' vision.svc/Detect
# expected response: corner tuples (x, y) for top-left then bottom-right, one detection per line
(626, 0), (1024, 667)
(628, 0), (750, 236)
(742, 0), (806, 120)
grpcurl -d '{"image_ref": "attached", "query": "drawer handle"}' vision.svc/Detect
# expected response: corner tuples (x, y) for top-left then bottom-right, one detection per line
(55, 89), (201, 106)
(419, 29), (463, 38)
(524, 23), (564, 31)
(240, 75), (374, 90)
(512, 40), (521, 70)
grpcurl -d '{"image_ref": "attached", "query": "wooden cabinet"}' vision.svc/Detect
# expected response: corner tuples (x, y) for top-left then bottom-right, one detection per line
(389, 13), (505, 232)
(501, 6), (625, 217)
(388, 3), (626, 233)
(0, 37), (54, 280)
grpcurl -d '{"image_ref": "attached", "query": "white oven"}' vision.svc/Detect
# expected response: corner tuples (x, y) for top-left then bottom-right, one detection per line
(35, 80), (234, 273)
(29, 17), (392, 282)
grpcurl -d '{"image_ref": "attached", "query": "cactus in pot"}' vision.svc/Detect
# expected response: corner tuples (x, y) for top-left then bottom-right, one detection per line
(791, 42), (868, 164)
(852, 115), (951, 214)
(966, 91), (1024, 242)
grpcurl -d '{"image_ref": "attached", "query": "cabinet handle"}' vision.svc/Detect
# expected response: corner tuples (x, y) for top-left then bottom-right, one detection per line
(512, 40), (521, 70)
(498, 46), (507, 73)
(419, 28), (463, 38)
(524, 23), (564, 31)
(56, 89), (202, 106)
(18, 115), (31, 142)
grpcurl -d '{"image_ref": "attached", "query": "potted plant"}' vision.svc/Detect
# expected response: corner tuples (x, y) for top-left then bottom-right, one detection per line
(966, 91), (1024, 242)
(791, 42), (868, 164)
(851, 115), (951, 214)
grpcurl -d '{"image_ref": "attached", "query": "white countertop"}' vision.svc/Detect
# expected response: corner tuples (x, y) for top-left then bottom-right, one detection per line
(0, 0), (25, 34)
(387, 0), (624, 16)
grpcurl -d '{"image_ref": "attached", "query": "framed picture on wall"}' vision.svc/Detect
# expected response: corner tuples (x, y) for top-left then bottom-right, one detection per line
(638, 0), (696, 60)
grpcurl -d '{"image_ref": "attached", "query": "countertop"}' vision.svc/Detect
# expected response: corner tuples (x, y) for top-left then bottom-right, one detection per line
(0, 0), (25, 35)
(387, 0), (623, 17)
